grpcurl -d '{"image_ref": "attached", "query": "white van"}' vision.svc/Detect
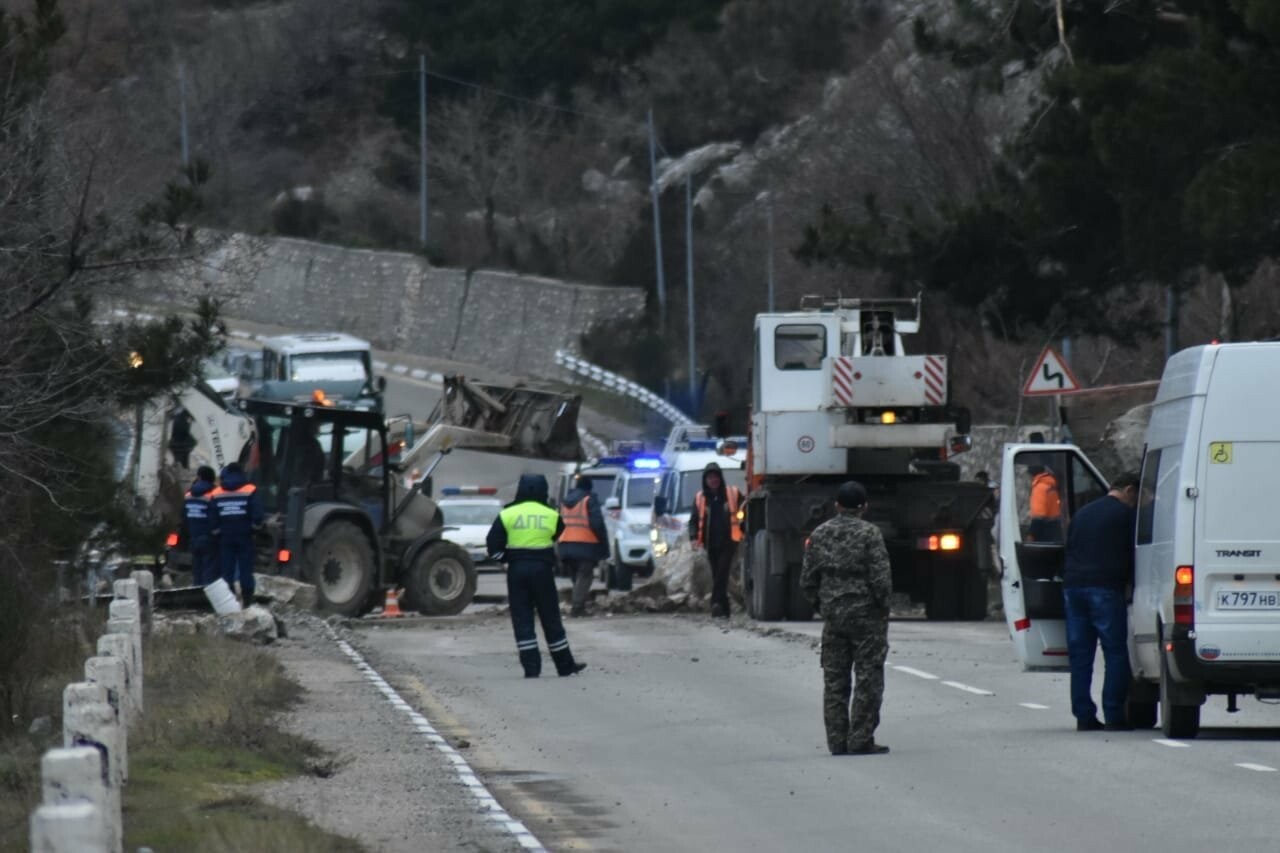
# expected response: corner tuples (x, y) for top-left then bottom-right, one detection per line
(999, 343), (1280, 738)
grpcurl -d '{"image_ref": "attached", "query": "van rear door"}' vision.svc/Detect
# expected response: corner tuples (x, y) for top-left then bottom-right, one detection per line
(999, 443), (1110, 668)
(1194, 346), (1280, 663)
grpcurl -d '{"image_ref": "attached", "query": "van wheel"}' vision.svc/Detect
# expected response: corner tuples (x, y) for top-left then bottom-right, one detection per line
(1160, 649), (1200, 739)
(1126, 680), (1159, 729)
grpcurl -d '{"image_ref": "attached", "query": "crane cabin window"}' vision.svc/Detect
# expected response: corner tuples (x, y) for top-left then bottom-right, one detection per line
(775, 325), (826, 370)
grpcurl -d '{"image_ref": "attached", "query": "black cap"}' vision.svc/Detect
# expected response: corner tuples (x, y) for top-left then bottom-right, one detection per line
(196, 466), (217, 482)
(837, 481), (867, 509)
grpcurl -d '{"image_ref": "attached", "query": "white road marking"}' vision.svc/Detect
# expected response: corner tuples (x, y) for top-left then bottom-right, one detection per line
(942, 680), (995, 696)
(1019, 702), (1050, 710)
(892, 665), (939, 680)
(1153, 739), (1190, 748)
(1236, 763), (1278, 772)
(326, 628), (547, 852)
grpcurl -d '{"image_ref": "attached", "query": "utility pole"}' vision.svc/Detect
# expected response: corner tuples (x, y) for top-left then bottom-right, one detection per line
(419, 54), (429, 249)
(178, 61), (190, 168)
(686, 175), (697, 414)
(647, 108), (667, 331)
(1164, 285), (1179, 360)
(766, 195), (776, 312)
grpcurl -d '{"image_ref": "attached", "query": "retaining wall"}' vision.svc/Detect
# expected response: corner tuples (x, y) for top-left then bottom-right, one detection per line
(136, 234), (646, 379)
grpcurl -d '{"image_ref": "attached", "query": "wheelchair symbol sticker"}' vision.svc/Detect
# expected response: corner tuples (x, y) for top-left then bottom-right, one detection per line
(1209, 442), (1232, 464)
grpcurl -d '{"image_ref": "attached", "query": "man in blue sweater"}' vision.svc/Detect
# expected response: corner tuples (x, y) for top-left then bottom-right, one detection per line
(1063, 471), (1140, 732)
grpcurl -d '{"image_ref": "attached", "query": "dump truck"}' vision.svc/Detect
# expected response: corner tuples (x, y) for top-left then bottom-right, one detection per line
(743, 295), (993, 621)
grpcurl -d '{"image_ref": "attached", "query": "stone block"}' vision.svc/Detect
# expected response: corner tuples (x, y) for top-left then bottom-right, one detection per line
(30, 801), (110, 853)
(62, 694), (124, 787)
(84, 656), (131, 729)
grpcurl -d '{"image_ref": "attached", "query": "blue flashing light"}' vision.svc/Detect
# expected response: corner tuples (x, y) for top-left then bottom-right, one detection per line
(596, 456), (629, 467)
(631, 456), (663, 470)
(687, 439), (719, 450)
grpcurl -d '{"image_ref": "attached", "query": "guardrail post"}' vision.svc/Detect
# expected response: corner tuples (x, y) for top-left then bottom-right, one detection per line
(40, 747), (121, 853)
(127, 571), (156, 635)
(106, 599), (143, 715)
(62, 683), (124, 788)
(29, 802), (109, 853)
(95, 634), (136, 722)
(84, 656), (131, 732)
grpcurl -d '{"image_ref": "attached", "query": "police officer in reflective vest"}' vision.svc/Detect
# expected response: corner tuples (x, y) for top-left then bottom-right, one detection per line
(558, 475), (609, 617)
(212, 462), (264, 605)
(689, 461), (744, 618)
(184, 466), (219, 586)
(487, 474), (586, 678)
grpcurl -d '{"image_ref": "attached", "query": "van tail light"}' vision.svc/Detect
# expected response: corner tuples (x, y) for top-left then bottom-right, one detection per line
(1173, 564), (1194, 626)
(916, 534), (962, 551)
(277, 549), (291, 564)
(166, 531), (179, 548)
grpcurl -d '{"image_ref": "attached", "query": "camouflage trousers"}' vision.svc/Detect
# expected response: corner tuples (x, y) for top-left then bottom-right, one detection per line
(820, 618), (888, 752)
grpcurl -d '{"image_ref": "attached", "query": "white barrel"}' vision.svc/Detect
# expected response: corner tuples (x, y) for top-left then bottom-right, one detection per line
(203, 578), (241, 615)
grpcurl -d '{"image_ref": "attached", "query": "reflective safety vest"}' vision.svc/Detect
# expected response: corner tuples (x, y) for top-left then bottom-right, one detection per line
(499, 502), (560, 550)
(1030, 472), (1062, 519)
(559, 498), (600, 545)
(184, 489), (214, 539)
(694, 486), (744, 545)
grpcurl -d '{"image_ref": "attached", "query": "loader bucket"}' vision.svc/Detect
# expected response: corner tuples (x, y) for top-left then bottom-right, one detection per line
(430, 376), (584, 462)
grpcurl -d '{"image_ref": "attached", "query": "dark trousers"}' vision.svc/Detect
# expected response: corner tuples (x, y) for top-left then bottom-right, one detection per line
(1064, 586), (1130, 723)
(563, 558), (596, 610)
(191, 537), (218, 587)
(221, 537), (256, 601)
(706, 544), (735, 613)
(507, 561), (577, 676)
(821, 618), (888, 752)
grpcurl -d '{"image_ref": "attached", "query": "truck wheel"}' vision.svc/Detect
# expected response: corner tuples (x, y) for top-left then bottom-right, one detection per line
(307, 520), (376, 617)
(1126, 679), (1159, 729)
(405, 541), (477, 616)
(750, 531), (785, 622)
(786, 564), (813, 621)
(958, 562), (988, 621)
(924, 563), (960, 621)
(1160, 647), (1200, 739)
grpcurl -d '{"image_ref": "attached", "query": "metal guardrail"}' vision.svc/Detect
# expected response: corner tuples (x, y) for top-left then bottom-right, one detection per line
(554, 350), (694, 427)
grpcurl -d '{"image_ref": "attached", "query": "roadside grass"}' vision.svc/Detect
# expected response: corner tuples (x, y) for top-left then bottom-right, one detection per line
(0, 626), (362, 852)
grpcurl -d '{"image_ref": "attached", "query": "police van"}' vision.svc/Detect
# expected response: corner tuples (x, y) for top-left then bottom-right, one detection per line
(998, 342), (1280, 738)
(650, 438), (748, 558)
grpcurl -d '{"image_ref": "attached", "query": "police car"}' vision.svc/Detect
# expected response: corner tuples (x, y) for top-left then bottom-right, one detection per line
(437, 486), (503, 565)
(601, 455), (667, 589)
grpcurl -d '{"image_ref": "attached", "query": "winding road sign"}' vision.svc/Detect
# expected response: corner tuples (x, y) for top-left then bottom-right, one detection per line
(1023, 347), (1082, 396)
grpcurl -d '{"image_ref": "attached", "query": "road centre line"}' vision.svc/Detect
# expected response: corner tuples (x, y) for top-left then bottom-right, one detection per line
(892, 665), (939, 680)
(1153, 739), (1191, 748)
(941, 680), (995, 696)
(1019, 702), (1050, 710)
(1235, 763), (1278, 772)
(327, 628), (547, 853)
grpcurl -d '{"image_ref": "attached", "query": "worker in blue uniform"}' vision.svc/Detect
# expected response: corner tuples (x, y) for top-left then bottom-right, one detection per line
(184, 466), (219, 586)
(212, 462), (264, 605)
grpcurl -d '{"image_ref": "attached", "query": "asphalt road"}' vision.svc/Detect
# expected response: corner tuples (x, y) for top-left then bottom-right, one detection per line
(353, 615), (1280, 853)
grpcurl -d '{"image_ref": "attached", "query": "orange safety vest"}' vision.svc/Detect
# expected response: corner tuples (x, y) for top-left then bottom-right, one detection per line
(694, 486), (744, 545)
(1029, 472), (1062, 519)
(559, 498), (600, 545)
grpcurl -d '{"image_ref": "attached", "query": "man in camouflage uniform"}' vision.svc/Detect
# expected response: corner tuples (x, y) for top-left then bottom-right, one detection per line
(800, 481), (892, 756)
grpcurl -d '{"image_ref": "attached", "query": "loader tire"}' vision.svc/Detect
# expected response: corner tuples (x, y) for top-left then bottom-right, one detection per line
(405, 541), (477, 616)
(308, 521), (376, 617)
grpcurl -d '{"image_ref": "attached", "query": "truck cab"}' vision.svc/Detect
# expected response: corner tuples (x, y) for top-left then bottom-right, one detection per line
(256, 332), (383, 410)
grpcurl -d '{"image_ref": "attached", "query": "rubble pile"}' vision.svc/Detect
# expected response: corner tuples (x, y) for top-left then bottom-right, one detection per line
(150, 574), (319, 645)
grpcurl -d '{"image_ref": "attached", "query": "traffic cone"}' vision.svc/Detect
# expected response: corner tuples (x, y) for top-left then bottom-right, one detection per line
(380, 588), (404, 618)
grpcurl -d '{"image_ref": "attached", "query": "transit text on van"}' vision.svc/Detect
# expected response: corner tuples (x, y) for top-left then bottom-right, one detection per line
(1216, 549), (1262, 558)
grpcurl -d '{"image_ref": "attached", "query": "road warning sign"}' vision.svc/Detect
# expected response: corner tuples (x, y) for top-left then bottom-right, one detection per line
(1023, 347), (1082, 397)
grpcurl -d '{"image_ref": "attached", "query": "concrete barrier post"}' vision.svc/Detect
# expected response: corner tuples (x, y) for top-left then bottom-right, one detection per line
(40, 747), (121, 853)
(95, 634), (135, 710)
(30, 802), (109, 853)
(84, 656), (131, 730)
(62, 684), (124, 787)
(106, 599), (143, 715)
(130, 570), (155, 635)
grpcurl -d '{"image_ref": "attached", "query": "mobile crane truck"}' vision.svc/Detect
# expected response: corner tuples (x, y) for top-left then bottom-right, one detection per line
(743, 295), (993, 621)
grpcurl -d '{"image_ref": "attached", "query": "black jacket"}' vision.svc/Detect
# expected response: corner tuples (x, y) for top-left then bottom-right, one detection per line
(688, 461), (734, 548)
(557, 486), (610, 562)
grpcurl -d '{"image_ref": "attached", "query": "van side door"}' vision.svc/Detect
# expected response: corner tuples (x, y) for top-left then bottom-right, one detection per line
(999, 443), (1109, 668)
